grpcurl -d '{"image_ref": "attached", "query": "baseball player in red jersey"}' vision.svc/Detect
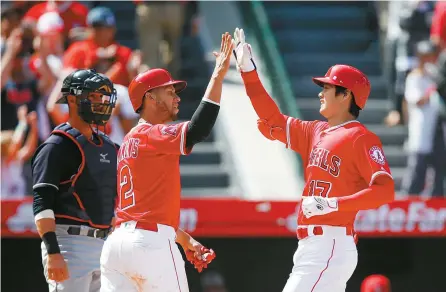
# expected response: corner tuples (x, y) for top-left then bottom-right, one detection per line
(232, 28), (395, 292)
(99, 33), (233, 292)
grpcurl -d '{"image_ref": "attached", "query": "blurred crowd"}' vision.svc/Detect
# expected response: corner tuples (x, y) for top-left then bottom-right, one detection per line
(0, 0), (204, 199)
(1, 1), (445, 201)
(383, 0), (446, 197)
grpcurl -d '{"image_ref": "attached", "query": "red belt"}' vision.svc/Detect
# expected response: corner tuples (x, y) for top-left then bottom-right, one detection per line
(117, 221), (159, 232)
(297, 226), (356, 242)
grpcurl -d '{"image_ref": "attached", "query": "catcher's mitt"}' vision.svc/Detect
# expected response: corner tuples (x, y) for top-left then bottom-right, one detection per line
(185, 246), (216, 273)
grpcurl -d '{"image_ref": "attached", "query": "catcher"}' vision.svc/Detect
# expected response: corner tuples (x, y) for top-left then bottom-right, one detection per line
(99, 33), (233, 291)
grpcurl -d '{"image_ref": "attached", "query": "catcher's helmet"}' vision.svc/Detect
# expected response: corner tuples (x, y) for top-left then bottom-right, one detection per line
(58, 69), (117, 126)
(312, 65), (371, 109)
(128, 68), (187, 113)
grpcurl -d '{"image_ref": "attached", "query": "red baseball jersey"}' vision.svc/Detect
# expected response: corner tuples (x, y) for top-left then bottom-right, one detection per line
(115, 119), (191, 229)
(284, 118), (392, 229)
(63, 39), (133, 86)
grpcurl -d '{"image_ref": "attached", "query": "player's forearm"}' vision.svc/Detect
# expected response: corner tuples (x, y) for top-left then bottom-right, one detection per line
(175, 228), (192, 248)
(35, 218), (56, 237)
(241, 71), (286, 127)
(184, 73), (223, 148)
(35, 218), (62, 255)
(34, 187), (61, 254)
(202, 74), (224, 105)
(186, 101), (220, 148)
(337, 176), (395, 212)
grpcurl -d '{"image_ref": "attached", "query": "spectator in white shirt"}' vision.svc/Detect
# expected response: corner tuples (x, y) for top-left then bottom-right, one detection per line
(401, 40), (445, 197)
(107, 84), (138, 145)
(384, 1), (436, 127)
(1, 105), (38, 198)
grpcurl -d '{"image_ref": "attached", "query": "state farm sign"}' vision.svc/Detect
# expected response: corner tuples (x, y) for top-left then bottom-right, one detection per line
(355, 200), (446, 236)
(2, 198), (446, 238)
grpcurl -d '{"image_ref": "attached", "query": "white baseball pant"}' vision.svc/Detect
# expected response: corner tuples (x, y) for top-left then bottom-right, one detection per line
(41, 225), (104, 292)
(282, 225), (358, 292)
(100, 221), (189, 292)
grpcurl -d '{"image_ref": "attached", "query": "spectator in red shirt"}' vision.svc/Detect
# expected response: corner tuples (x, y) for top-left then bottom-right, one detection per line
(46, 7), (138, 129)
(62, 6), (133, 86)
(431, 1), (446, 50)
(22, 0), (88, 43)
(29, 11), (65, 97)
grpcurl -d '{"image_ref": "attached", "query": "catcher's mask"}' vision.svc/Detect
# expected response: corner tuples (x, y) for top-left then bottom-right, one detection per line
(58, 69), (117, 126)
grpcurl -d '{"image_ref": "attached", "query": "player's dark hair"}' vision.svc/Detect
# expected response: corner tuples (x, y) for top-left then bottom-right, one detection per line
(335, 85), (361, 118)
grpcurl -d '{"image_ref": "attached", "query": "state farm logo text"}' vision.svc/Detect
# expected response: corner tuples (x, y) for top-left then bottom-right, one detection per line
(355, 201), (446, 233)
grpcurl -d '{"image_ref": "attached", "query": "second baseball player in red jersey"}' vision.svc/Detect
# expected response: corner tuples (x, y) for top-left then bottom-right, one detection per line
(100, 33), (234, 291)
(232, 28), (395, 292)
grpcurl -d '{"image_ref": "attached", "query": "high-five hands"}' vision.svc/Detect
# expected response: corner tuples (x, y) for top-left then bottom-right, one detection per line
(213, 32), (234, 79)
(232, 27), (257, 72)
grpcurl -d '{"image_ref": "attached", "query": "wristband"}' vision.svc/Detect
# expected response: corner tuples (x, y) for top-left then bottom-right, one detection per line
(42, 231), (61, 254)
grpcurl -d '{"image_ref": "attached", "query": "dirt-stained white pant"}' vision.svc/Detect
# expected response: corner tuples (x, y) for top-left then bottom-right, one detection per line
(282, 225), (358, 292)
(100, 221), (189, 292)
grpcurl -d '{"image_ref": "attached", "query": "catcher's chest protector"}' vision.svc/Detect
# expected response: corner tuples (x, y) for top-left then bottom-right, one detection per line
(51, 123), (117, 227)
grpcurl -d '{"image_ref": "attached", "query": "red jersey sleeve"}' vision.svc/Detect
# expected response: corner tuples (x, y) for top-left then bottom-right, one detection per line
(63, 42), (85, 69)
(145, 122), (192, 155)
(353, 133), (392, 186)
(284, 117), (324, 155)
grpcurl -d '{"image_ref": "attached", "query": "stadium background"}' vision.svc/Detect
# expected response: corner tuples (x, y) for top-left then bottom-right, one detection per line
(1, 1), (445, 292)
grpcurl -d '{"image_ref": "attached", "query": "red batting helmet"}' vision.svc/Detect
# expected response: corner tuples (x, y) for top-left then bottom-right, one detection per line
(128, 68), (187, 113)
(360, 274), (391, 292)
(312, 64), (371, 109)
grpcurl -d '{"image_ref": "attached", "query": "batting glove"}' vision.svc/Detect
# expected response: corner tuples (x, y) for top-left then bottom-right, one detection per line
(185, 246), (216, 273)
(232, 27), (257, 72)
(302, 196), (339, 218)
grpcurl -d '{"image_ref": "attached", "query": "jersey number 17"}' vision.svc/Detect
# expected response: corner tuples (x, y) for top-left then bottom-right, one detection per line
(308, 180), (332, 197)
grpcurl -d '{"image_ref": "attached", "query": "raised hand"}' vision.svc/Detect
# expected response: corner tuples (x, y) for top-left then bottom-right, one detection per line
(212, 32), (234, 79)
(232, 27), (257, 72)
(5, 28), (23, 57)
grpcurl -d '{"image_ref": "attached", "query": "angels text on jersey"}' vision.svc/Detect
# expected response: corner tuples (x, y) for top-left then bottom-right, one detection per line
(118, 138), (140, 163)
(308, 147), (341, 177)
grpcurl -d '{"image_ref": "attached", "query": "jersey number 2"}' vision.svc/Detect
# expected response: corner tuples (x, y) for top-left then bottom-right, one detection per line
(308, 180), (332, 197)
(119, 165), (135, 210)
